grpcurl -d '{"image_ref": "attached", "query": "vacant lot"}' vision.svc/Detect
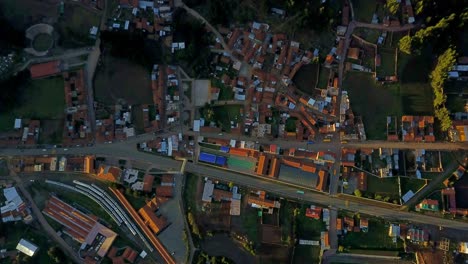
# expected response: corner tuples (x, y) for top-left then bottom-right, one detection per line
(0, 0), (59, 30)
(342, 218), (403, 250)
(56, 2), (100, 47)
(367, 175), (400, 200)
(353, 0), (377, 23)
(344, 73), (401, 139)
(293, 245), (321, 264)
(94, 55), (152, 105)
(344, 72), (433, 139)
(39, 119), (64, 144)
(293, 63), (319, 94)
(400, 177), (426, 195)
(377, 48), (396, 77)
(317, 66), (330, 89)
(213, 105), (242, 132)
(0, 76), (65, 131)
(296, 206), (326, 240)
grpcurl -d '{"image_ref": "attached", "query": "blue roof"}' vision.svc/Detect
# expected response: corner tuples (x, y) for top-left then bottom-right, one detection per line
(215, 156), (227, 166)
(199, 152), (216, 164)
(220, 146), (230, 153)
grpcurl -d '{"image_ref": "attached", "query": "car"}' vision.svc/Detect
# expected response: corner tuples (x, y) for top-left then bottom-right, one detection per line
(63, 148), (68, 151)
(42, 149), (47, 151)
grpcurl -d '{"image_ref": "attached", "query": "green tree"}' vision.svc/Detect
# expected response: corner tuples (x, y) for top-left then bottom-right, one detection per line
(430, 47), (456, 131)
(48, 246), (67, 264)
(354, 189), (362, 197)
(386, 0), (400, 15)
(398, 35), (413, 54)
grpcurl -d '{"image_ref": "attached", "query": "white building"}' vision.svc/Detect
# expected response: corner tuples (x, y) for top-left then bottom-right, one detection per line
(16, 239), (38, 257)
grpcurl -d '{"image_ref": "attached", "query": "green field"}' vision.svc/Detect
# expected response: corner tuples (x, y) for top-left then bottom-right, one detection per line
(377, 49), (396, 77)
(367, 175), (400, 200)
(94, 55), (152, 105)
(242, 207), (260, 244)
(354, 28), (380, 44)
(32, 33), (53, 51)
(296, 206), (326, 240)
(0, 77), (65, 132)
(212, 78), (234, 100)
(400, 177), (427, 195)
(293, 63), (319, 95)
(317, 66), (330, 89)
(57, 3), (100, 47)
(342, 218), (403, 250)
(293, 245), (321, 264)
(213, 105), (242, 132)
(353, 0), (377, 23)
(344, 72), (433, 139)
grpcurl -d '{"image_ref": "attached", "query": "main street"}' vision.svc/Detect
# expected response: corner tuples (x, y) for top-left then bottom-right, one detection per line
(2, 138), (468, 232)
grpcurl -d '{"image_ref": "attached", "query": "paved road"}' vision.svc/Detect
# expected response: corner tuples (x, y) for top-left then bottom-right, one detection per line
(323, 254), (413, 264)
(3, 144), (468, 232)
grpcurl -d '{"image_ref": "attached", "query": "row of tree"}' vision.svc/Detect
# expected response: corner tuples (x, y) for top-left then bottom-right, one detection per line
(430, 48), (457, 131)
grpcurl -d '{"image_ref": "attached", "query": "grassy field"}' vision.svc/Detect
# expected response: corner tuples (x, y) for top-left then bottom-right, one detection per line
(342, 218), (403, 250)
(0, 0), (59, 30)
(279, 200), (294, 243)
(183, 173), (200, 213)
(367, 175), (400, 199)
(39, 119), (64, 144)
(293, 245), (321, 264)
(343, 73), (401, 139)
(317, 66), (330, 89)
(0, 77), (65, 132)
(377, 48), (396, 77)
(57, 2), (100, 47)
(213, 105), (242, 132)
(343, 72), (433, 139)
(242, 207), (260, 244)
(296, 206), (326, 240)
(353, 0), (377, 23)
(354, 28), (380, 44)
(94, 55), (152, 105)
(212, 78), (234, 100)
(293, 63), (319, 95)
(32, 33), (53, 51)
(400, 177), (427, 195)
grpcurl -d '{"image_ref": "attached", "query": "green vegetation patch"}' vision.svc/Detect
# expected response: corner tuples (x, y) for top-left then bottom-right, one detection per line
(400, 177), (426, 194)
(293, 245), (321, 264)
(377, 48), (396, 77)
(366, 175), (400, 200)
(344, 72), (433, 139)
(0, 76), (65, 132)
(293, 63), (319, 94)
(353, 0), (377, 23)
(296, 206), (326, 240)
(342, 218), (403, 250)
(242, 207), (260, 244)
(212, 105), (242, 132)
(56, 3), (100, 47)
(212, 78), (234, 101)
(32, 33), (53, 51)
(94, 55), (152, 105)
(317, 66), (330, 89)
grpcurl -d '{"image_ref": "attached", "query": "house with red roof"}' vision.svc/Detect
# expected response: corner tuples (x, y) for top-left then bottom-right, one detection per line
(29, 61), (61, 79)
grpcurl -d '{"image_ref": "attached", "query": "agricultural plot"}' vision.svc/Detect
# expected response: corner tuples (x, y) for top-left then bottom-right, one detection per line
(342, 218), (403, 250)
(376, 48), (397, 77)
(0, 76), (65, 132)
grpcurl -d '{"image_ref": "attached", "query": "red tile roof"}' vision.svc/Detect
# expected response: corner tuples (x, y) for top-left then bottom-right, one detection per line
(143, 174), (155, 192)
(30, 61), (61, 79)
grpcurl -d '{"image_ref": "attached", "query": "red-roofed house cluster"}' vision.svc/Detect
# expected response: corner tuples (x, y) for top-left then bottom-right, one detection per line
(63, 70), (93, 145)
(111, 0), (176, 42)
